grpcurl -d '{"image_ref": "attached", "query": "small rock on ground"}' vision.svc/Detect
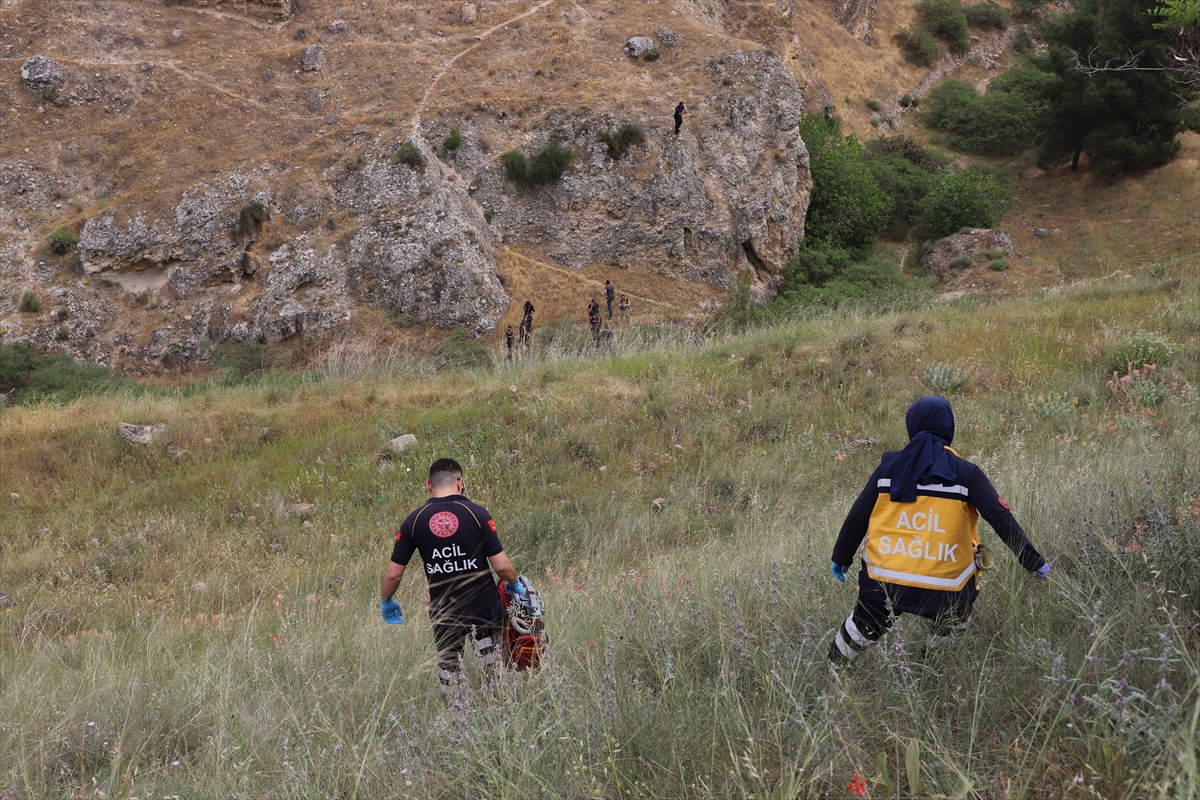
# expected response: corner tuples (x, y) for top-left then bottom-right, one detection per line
(301, 44), (326, 72)
(284, 503), (316, 519)
(389, 433), (418, 452)
(655, 26), (682, 48)
(627, 36), (654, 58)
(118, 422), (169, 445)
(20, 55), (66, 92)
(461, 2), (478, 23)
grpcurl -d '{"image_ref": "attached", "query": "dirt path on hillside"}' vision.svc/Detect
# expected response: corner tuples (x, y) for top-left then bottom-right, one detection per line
(409, 0), (560, 131)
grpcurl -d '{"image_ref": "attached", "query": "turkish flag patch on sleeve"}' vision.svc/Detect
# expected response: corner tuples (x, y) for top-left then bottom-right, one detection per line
(395, 530), (403, 542)
(488, 519), (497, 533)
(998, 496), (1011, 510)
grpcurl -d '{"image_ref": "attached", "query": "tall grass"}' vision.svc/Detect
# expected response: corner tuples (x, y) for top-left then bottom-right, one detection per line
(1, 279), (1198, 798)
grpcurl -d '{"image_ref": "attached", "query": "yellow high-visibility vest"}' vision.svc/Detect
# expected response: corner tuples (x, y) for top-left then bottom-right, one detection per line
(861, 455), (979, 590)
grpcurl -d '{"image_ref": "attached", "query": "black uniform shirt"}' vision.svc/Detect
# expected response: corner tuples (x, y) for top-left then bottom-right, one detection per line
(391, 494), (505, 624)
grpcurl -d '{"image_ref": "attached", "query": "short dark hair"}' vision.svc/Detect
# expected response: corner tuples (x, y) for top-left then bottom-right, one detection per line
(429, 458), (463, 489)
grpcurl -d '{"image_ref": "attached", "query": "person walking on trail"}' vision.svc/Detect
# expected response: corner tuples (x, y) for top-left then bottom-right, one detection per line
(605, 280), (615, 319)
(827, 396), (1050, 664)
(618, 295), (630, 321)
(674, 101), (686, 134)
(588, 298), (602, 338)
(380, 458), (525, 689)
(505, 325), (515, 360)
(519, 312), (532, 345)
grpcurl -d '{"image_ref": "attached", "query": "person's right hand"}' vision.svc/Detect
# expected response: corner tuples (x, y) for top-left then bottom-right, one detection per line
(831, 562), (849, 583)
(1036, 563), (1051, 579)
(381, 598), (404, 624)
(504, 580), (526, 597)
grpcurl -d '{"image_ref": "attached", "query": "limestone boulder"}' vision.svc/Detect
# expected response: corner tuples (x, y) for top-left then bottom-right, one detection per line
(920, 229), (1013, 281)
(20, 56), (65, 93)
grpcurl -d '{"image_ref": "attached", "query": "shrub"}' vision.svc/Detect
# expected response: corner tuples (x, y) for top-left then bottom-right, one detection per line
(925, 79), (979, 129)
(865, 136), (945, 172)
(598, 123), (646, 159)
(444, 128), (462, 152)
(1106, 333), (1179, 374)
(1107, 368), (1169, 406)
(920, 172), (1013, 239)
(19, 292), (42, 313)
(500, 149), (530, 186)
(895, 27), (941, 66)
(529, 142), (572, 185)
(866, 98), (882, 112)
(921, 362), (973, 393)
(501, 143), (572, 191)
(49, 226), (78, 255)
(483, 209), (495, 224)
(899, 93), (916, 108)
(432, 327), (493, 370)
(797, 114), (891, 250)
(644, 44), (660, 61)
(780, 242), (909, 307)
(1012, 0), (1047, 20)
(391, 140), (426, 168)
(917, 0), (971, 54)
(231, 202), (268, 241)
(964, 2), (1010, 29)
(211, 336), (286, 383)
(989, 257), (1009, 270)
(0, 341), (126, 404)
(987, 249), (1005, 259)
(1033, 392), (1077, 418)
(949, 255), (973, 269)
(866, 153), (937, 228)
(926, 69), (1054, 156)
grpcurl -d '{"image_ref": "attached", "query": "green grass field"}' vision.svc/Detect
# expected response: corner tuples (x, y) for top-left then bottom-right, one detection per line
(2, 277), (1199, 799)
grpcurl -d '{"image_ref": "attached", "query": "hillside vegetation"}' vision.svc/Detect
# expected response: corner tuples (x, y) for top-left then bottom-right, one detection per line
(1, 272), (1199, 797)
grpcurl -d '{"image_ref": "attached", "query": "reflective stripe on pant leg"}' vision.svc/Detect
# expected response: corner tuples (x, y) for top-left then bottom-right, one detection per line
(835, 614), (876, 661)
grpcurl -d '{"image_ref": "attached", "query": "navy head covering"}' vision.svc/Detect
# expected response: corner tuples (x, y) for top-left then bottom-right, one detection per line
(890, 396), (957, 502)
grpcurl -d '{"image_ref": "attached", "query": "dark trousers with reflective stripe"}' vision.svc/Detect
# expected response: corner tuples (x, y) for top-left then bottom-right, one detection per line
(830, 565), (978, 663)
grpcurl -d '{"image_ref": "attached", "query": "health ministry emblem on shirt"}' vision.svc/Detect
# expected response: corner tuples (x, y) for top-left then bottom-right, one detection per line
(429, 511), (460, 538)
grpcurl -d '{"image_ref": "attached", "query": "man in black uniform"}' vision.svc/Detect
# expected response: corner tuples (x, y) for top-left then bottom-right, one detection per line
(605, 280), (615, 319)
(828, 396), (1050, 663)
(381, 458), (520, 687)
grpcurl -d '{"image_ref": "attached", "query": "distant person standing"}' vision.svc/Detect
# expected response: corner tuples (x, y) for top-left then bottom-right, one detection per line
(605, 280), (615, 319)
(618, 295), (630, 321)
(505, 325), (515, 360)
(674, 102), (686, 134)
(519, 300), (534, 346)
(587, 298), (602, 339)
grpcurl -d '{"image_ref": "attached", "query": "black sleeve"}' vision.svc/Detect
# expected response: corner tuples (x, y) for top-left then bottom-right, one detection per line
(967, 467), (1046, 573)
(832, 465), (884, 567)
(390, 513), (418, 566)
(478, 508), (504, 558)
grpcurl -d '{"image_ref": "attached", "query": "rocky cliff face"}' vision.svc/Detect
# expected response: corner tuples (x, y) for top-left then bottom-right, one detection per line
(451, 49), (809, 299)
(0, 0), (819, 374)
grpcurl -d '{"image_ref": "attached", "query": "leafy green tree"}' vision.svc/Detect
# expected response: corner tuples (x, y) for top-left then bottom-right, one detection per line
(797, 114), (891, 251)
(920, 172), (1013, 238)
(1034, 0), (1187, 171)
(864, 138), (945, 228)
(917, 0), (972, 53)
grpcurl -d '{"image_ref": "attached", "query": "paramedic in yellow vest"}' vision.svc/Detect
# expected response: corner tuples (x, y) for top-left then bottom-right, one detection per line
(828, 396), (1050, 664)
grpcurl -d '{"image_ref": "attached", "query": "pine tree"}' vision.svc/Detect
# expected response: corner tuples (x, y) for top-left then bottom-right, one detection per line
(1034, 0), (1188, 171)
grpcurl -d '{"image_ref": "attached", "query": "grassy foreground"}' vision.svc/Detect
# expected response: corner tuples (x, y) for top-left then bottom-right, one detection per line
(2, 278), (1200, 799)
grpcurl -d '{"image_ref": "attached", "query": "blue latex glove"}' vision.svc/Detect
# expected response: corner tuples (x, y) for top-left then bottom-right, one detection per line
(1036, 563), (1051, 579)
(831, 562), (849, 583)
(504, 580), (526, 597)
(381, 598), (404, 624)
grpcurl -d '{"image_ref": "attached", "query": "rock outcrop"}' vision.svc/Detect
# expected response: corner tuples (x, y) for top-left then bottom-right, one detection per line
(921, 229), (1013, 281)
(452, 49), (809, 297)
